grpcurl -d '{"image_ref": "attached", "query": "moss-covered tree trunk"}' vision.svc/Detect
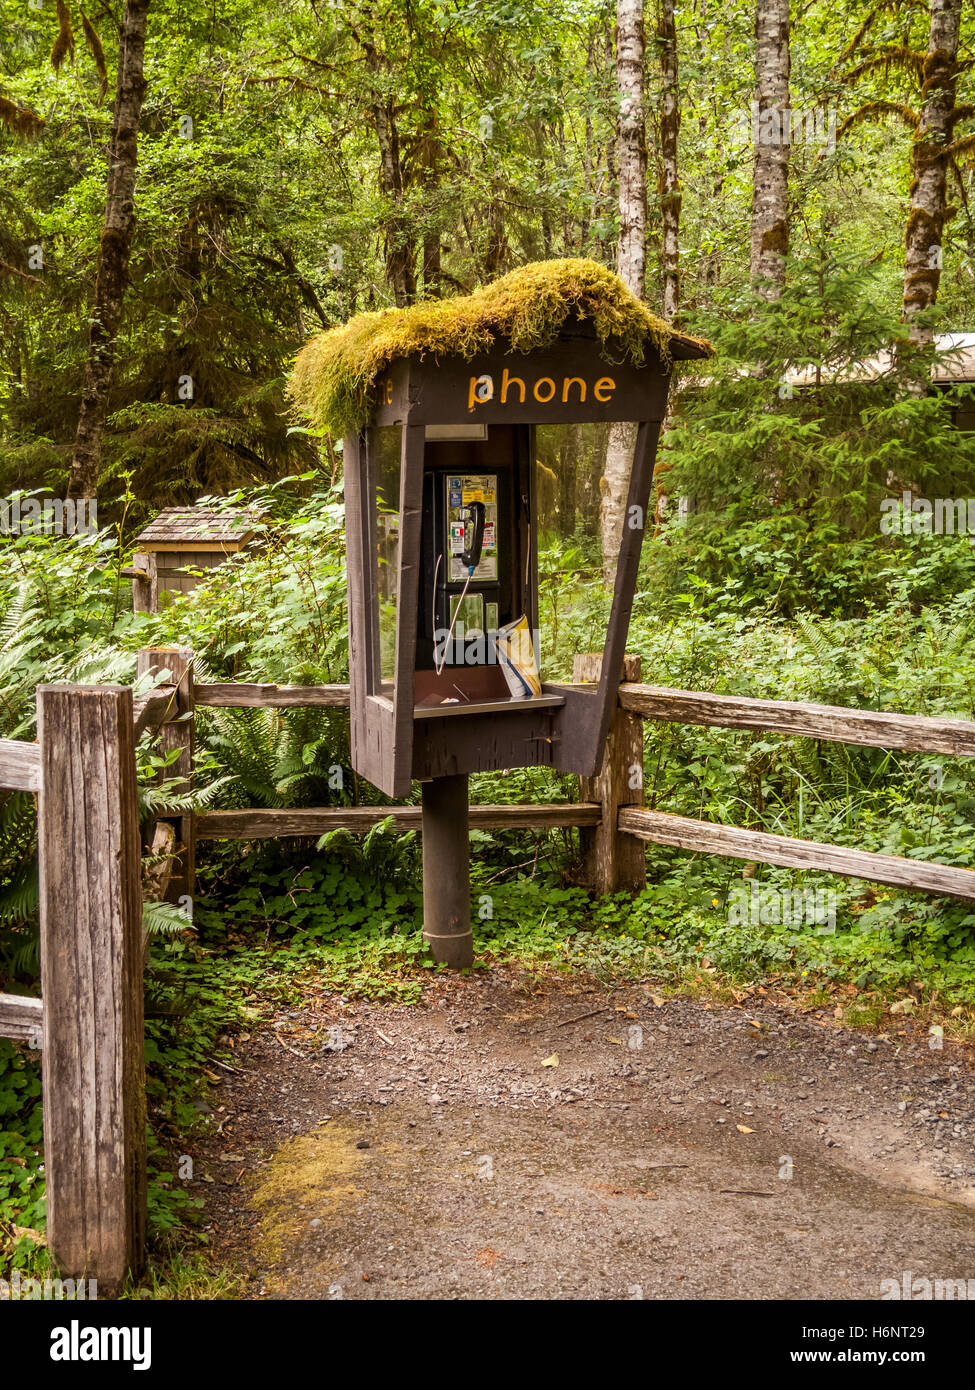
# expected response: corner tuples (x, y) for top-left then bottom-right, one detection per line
(903, 0), (963, 346)
(355, 10), (415, 308)
(601, 0), (647, 585)
(653, 0), (682, 530)
(419, 110), (444, 297)
(373, 96), (414, 307)
(67, 0), (150, 500)
(658, 0), (680, 324)
(749, 0), (790, 300)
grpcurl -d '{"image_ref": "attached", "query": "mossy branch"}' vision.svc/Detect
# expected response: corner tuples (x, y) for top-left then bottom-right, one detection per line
(835, 102), (920, 144)
(51, 0), (76, 71)
(842, 48), (926, 87)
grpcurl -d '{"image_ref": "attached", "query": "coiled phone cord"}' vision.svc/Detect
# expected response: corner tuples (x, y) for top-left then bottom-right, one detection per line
(432, 550), (475, 677)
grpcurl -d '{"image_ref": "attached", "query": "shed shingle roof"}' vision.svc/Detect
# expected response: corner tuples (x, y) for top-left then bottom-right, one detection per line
(134, 506), (264, 548)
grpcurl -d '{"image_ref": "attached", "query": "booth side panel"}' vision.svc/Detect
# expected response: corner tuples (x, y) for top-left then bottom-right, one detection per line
(586, 416), (665, 771)
(360, 697), (397, 798)
(549, 686), (604, 776)
(390, 423), (427, 799)
(344, 432), (389, 793)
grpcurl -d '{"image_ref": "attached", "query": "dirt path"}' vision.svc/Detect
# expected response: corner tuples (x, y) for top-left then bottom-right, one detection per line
(194, 969), (975, 1299)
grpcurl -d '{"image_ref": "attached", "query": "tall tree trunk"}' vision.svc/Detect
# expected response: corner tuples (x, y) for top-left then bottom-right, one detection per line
(422, 229), (441, 297)
(653, 0), (682, 530)
(700, 1), (728, 289)
(613, 0), (648, 300)
(419, 110), (443, 297)
(903, 0), (963, 345)
(374, 95), (414, 306)
(483, 180), (510, 277)
(657, 0), (680, 323)
(582, 26), (598, 246)
(749, 0), (790, 300)
(603, 18), (618, 263)
(354, 11), (414, 308)
(67, 0), (150, 499)
(600, 0), (647, 585)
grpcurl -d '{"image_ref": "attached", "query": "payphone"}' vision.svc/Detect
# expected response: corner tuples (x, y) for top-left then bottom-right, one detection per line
(414, 424), (537, 701)
(425, 471), (500, 664)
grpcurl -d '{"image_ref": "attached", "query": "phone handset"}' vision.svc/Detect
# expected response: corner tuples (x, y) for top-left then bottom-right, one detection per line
(461, 500), (485, 572)
(433, 501), (485, 677)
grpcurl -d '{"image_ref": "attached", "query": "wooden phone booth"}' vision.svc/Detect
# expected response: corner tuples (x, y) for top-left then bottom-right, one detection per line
(291, 259), (712, 966)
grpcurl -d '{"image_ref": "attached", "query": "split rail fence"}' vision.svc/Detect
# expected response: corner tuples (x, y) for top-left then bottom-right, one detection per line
(2, 646), (974, 1287)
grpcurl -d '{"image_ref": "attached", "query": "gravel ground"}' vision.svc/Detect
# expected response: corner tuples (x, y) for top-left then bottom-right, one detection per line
(192, 968), (975, 1300)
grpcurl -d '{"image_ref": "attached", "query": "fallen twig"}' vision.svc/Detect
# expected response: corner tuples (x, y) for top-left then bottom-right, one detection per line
(208, 1056), (243, 1074)
(555, 1006), (615, 1028)
(274, 1030), (306, 1059)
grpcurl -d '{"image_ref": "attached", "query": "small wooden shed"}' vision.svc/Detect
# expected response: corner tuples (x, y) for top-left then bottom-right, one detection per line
(128, 505), (265, 612)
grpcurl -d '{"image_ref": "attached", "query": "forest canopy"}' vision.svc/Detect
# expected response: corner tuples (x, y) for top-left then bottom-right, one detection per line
(1, 0), (974, 515)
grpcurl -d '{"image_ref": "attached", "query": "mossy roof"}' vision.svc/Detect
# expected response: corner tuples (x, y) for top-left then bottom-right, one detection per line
(288, 257), (714, 437)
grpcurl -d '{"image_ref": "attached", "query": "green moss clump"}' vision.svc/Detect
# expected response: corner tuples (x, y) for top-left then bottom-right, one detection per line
(288, 257), (713, 437)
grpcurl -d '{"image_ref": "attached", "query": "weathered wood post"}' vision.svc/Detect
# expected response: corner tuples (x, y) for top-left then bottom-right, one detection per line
(37, 684), (147, 1289)
(137, 647), (195, 904)
(128, 551), (158, 614)
(421, 773), (474, 969)
(574, 653), (646, 895)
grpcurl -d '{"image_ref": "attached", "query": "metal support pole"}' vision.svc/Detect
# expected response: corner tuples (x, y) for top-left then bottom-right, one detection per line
(421, 773), (474, 969)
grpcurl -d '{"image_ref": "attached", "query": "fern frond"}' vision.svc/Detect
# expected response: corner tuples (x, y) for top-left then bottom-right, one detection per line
(3, 929), (39, 977)
(142, 899), (195, 938)
(0, 864), (39, 924)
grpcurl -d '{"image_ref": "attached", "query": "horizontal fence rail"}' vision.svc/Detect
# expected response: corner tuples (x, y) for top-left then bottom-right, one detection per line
(195, 682), (351, 707)
(619, 808), (975, 902)
(0, 991), (43, 1042)
(191, 675), (975, 902)
(620, 684), (975, 758)
(0, 737), (41, 793)
(197, 802), (601, 840)
(195, 678), (975, 759)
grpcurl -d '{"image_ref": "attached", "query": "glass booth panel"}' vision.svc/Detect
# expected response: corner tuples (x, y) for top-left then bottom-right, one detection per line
(369, 424), (402, 698)
(534, 421), (614, 681)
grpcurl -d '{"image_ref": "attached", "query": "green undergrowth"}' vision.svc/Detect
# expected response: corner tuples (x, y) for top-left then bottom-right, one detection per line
(191, 837), (975, 1018)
